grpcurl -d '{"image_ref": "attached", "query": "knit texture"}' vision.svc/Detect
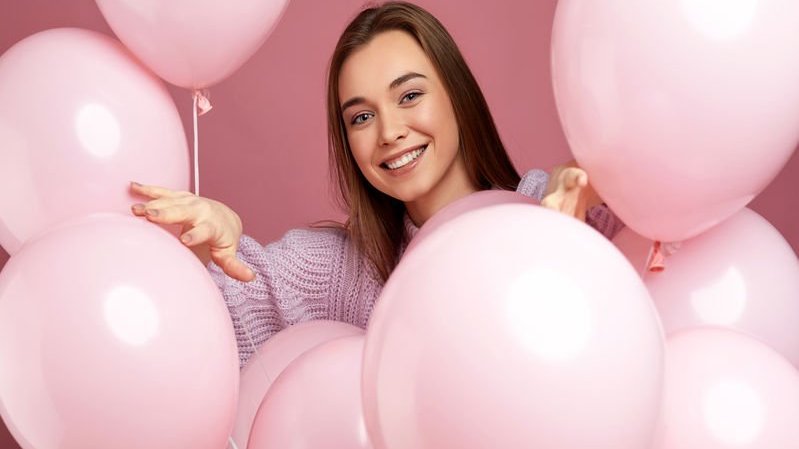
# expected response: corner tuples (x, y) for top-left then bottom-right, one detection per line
(208, 169), (625, 367)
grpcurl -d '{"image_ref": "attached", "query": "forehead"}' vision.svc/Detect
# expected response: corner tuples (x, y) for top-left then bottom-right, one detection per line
(338, 30), (436, 100)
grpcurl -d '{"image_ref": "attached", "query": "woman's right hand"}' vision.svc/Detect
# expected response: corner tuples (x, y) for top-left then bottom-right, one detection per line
(541, 160), (603, 222)
(130, 182), (256, 282)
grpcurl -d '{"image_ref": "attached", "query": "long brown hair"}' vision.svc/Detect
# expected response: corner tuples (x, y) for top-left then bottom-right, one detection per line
(326, 1), (520, 282)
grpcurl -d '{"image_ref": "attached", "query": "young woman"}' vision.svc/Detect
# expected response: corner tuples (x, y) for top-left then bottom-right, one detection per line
(130, 1), (623, 367)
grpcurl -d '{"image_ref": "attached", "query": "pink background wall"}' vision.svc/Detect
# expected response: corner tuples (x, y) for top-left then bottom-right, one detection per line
(0, 0), (797, 446)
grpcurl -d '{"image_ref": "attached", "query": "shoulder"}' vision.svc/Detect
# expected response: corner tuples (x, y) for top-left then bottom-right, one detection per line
(230, 226), (352, 275)
(274, 227), (349, 251)
(239, 226), (347, 252)
(263, 226), (350, 262)
(516, 168), (550, 201)
(209, 227), (356, 311)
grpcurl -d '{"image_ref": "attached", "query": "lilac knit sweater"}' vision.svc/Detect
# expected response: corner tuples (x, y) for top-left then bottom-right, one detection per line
(208, 169), (625, 367)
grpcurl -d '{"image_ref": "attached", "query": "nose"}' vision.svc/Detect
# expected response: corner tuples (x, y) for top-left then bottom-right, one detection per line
(377, 110), (408, 146)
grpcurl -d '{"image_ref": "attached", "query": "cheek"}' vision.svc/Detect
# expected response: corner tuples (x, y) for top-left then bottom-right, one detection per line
(347, 133), (380, 181)
(426, 97), (459, 151)
(347, 131), (370, 165)
(441, 115), (459, 150)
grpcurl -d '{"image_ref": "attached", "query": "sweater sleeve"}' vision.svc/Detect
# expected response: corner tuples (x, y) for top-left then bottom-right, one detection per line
(517, 168), (625, 239)
(208, 228), (349, 368)
(517, 168), (550, 201)
(585, 204), (626, 240)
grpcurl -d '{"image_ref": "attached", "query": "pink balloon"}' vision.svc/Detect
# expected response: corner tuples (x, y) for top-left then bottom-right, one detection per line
(95, 0), (290, 89)
(248, 335), (372, 449)
(614, 208), (799, 368)
(0, 28), (188, 255)
(551, 0), (799, 242)
(0, 213), (238, 449)
(363, 202), (665, 449)
(611, 225), (657, 278)
(404, 190), (537, 255)
(653, 328), (799, 449)
(232, 321), (364, 449)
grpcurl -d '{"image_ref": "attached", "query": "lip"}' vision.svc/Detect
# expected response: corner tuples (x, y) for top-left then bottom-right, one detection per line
(380, 144), (428, 177)
(380, 144), (428, 166)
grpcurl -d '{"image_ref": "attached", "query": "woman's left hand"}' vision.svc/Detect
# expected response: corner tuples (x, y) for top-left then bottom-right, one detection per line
(541, 162), (601, 222)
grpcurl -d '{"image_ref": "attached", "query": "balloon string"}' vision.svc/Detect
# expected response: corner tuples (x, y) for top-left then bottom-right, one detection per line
(192, 93), (200, 196)
(191, 90), (270, 447)
(192, 90), (213, 196)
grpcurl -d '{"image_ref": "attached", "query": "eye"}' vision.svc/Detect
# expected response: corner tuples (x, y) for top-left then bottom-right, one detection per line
(400, 91), (423, 104)
(351, 112), (373, 125)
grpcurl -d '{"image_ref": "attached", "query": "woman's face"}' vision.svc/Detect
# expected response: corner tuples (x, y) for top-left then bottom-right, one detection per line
(338, 30), (471, 215)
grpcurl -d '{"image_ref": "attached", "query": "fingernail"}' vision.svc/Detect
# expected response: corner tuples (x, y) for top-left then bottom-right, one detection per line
(180, 234), (192, 244)
(145, 208), (158, 217)
(131, 203), (144, 212)
(131, 181), (142, 188)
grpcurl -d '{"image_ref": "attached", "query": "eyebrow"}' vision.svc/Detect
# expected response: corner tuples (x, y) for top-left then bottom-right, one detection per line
(390, 72), (426, 89)
(340, 72), (427, 112)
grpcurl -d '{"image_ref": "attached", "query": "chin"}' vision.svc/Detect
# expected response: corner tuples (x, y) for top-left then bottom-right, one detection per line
(388, 176), (436, 203)
(385, 188), (420, 203)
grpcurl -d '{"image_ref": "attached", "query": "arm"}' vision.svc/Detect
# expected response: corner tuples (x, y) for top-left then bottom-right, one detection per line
(542, 159), (603, 220)
(130, 182), (254, 282)
(209, 229), (349, 367)
(519, 166), (625, 240)
(129, 183), (349, 368)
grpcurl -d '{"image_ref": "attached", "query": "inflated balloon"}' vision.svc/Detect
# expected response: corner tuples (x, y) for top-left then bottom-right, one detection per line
(232, 321), (364, 449)
(551, 0), (799, 242)
(653, 328), (799, 449)
(95, 0), (291, 89)
(403, 190), (537, 255)
(363, 201), (665, 449)
(614, 208), (799, 368)
(0, 214), (238, 449)
(248, 335), (372, 449)
(0, 28), (188, 254)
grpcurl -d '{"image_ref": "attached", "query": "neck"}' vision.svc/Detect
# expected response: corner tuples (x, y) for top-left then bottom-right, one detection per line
(405, 155), (478, 227)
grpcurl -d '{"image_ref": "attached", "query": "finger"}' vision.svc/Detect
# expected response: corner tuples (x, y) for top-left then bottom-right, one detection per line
(130, 198), (176, 217)
(576, 171), (588, 188)
(562, 168), (586, 190)
(179, 222), (216, 247)
(131, 196), (185, 218)
(139, 194), (198, 211)
(141, 202), (204, 226)
(216, 254), (256, 282)
(131, 203), (146, 216)
(130, 197), (191, 217)
(130, 182), (191, 200)
(543, 190), (584, 218)
(543, 193), (574, 215)
(553, 193), (574, 214)
(540, 194), (559, 211)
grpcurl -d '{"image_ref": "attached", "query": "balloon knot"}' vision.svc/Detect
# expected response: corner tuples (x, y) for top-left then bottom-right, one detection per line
(193, 89), (213, 115)
(646, 240), (682, 273)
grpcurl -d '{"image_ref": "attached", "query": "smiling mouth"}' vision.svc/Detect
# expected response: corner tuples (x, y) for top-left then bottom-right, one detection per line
(381, 145), (428, 170)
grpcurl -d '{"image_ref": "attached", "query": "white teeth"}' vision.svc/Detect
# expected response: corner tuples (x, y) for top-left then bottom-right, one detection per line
(386, 146), (426, 170)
